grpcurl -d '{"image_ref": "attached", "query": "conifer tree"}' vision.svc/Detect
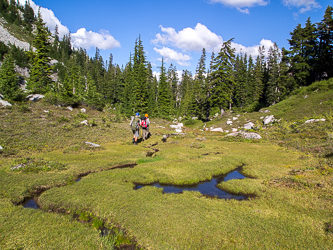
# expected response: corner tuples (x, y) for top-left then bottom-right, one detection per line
(192, 48), (207, 118)
(179, 70), (193, 117)
(266, 43), (282, 105)
(28, 8), (52, 94)
(167, 63), (179, 115)
(0, 54), (23, 101)
(157, 58), (170, 117)
(210, 39), (236, 112)
(317, 5), (333, 79)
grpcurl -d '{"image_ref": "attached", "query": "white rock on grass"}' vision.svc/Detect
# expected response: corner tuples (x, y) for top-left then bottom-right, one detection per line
(85, 142), (101, 147)
(227, 120), (233, 125)
(175, 128), (183, 133)
(67, 106), (73, 111)
(26, 94), (44, 101)
(80, 120), (88, 125)
(226, 132), (262, 139)
(210, 128), (223, 132)
(170, 123), (183, 130)
(232, 128), (238, 132)
(0, 145), (3, 151)
(305, 118), (326, 124)
(232, 117), (238, 120)
(0, 100), (12, 107)
(263, 115), (274, 125)
(244, 122), (254, 130)
(81, 108), (86, 113)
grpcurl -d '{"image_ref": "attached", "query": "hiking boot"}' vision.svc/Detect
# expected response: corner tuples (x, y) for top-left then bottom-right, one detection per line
(134, 141), (138, 145)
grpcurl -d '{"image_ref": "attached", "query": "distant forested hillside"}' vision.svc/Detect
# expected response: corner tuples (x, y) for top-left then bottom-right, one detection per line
(0, 1), (332, 120)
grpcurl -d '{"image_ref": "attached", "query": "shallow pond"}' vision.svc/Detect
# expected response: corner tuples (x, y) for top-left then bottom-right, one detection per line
(135, 170), (247, 200)
(22, 198), (40, 209)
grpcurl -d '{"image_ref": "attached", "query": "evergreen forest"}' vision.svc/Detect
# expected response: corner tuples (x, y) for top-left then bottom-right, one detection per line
(0, 1), (333, 120)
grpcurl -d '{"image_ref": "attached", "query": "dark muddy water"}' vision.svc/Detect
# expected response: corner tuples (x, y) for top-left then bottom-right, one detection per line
(135, 170), (247, 200)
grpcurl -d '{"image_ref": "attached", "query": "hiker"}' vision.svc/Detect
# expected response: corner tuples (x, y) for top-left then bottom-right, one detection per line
(130, 112), (141, 145)
(141, 114), (150, 141)
(144, 113), (150, 140)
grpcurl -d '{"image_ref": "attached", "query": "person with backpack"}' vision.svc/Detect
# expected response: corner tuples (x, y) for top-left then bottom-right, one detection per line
(130, 112), (141, 145)
(143, 113), (150, 140)
(140, 115), (148, 141)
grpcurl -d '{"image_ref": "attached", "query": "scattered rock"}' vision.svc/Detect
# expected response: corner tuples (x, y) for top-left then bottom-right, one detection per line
(66, 106), (73, 111)
(0, 145), (3, 151)
(244, 122), (254, 130)
(175, 128), (183, 133)
(304, 95), (308, 99)
(226, 120), (233, 125)
(81, 120), (88, 125)
(85, 142), (100, 147)
(170, 123), (183, 130)
(0, 93), (3, 99)
(0, 99), (12, 107)
(232, 117), (238, 120)
(210, 127), (223, 132)
(162, 134), (169, 142)
(263, 115), (274, 125)
(305, 118), (326, 124)
(214, 113), (219, 118)
(232, 128), (238, 133)
(43, 110), (49, 113)
(26, 94), (44, 102)
(196, 137), (207, 141)
(192, 117), (198, 120)
(81, 108), (86, 113)
(260, 116), (264, 119)
(226, 132), (262, 139)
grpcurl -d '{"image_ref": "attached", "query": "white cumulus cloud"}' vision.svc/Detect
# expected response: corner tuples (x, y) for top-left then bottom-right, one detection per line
(17, 0), (69, 37)
(154, 47), (191, 66)
(17, 0), (120, 50)
(282, 0), (321, 13)
(210, 0), (268, 13)
(71, 28), (120, 50)
(152, 23), (223, 52)
(231, 39), (277, 58)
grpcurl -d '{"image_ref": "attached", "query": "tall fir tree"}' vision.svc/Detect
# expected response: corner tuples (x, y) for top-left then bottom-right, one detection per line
(157, 58), (170, 118)
(28, 8), (52, 94)
(210, 39), (236, 113)
(0, 54), (23, 101)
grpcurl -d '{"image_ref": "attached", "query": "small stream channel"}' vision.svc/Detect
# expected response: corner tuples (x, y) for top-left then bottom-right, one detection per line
(134, 169), (248, 200)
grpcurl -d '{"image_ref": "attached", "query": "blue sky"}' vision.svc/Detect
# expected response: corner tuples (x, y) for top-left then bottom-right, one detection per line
(18, 0), (330, 77)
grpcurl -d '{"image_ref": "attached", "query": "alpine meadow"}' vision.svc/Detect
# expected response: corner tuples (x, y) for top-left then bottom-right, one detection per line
(0, 1), (333, 249)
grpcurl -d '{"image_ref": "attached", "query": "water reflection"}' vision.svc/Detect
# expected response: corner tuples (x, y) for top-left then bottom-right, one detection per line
(135, 170), (247, 200)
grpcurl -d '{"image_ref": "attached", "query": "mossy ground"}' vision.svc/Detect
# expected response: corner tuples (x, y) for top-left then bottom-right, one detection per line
(1, 98), (333, 249)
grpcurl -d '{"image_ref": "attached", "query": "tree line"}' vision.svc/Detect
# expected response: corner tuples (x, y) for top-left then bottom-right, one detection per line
(0, 1), (332, 120)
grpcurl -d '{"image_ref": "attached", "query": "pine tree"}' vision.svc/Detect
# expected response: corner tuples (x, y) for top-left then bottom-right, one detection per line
(234, 53), (247, 108)
(179, 70), (193, 117)
(192, 48), (207, 119)
(317, 5), (333, 79)
(157, 58), (170, 118)
(0, 54), (23, 101)
(133, 37), (148, 113)
(28, 8), (52, 94)
(210, 39), (236, 112)
(167, 63), (179, 116)
(265, 43), (282, 105)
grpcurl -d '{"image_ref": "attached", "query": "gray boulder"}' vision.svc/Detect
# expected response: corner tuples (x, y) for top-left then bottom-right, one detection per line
(0, 100), (12, 107)
(263, 115), (274, 125)
(243, 122), (254, 130)
(225, 132), (262, 140)
(26, 94), (44, 102)
(85, 142), (101, 147)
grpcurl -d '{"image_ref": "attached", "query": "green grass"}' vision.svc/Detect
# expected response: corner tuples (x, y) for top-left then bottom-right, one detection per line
(1, 82), (333, 249)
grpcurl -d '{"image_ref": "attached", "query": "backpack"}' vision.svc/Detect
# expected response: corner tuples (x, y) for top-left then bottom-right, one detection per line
(131, 119), (139, 131)
(141, 118), (147, 128)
